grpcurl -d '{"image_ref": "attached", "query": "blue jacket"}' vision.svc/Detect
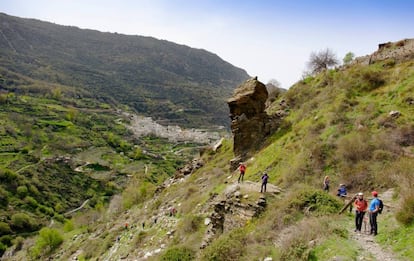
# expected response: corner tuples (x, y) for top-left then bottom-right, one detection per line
(369, 198), (380, 212)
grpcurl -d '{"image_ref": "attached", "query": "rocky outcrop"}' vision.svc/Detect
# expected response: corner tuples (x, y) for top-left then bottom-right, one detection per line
(201, 181), (282, 248)
(227, 77), (281, 164)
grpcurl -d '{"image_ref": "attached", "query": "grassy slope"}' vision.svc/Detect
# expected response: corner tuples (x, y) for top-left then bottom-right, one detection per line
(153, 59), (414, 260)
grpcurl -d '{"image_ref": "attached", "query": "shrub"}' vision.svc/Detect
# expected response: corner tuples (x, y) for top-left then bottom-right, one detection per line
(17, 185), (28, 198)
(0, 235), (12, 248)
(0, 169), (17, 182)
(289, 187), (342, 215)
(396, 195), (414, 225)
(0, 222), (11, 236)
(336, 132), (372, 164)
(201, 229), (246, 261)
(0, 242), (6, 256)
(11, 213), (33, 231)
(63, 220), (74, 232)
(30, 228), (63, 258)
(122, 181), (155, 209)
(352, 66), (386, 92)
(180, 215), (203, 234)
(0, 187), (9, 207)
(160, 246), (195, 261)
(279, 218), (330, 261)
(13, 236), (24, 251)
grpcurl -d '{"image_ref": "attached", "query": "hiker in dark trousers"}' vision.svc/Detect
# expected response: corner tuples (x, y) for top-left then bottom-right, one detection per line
(260, 172), (268, 193)
(238, 163), (246, 183)
(323, 175), (330, 192)
(353, 192), (368, 232)
(369, 191), (380, 236)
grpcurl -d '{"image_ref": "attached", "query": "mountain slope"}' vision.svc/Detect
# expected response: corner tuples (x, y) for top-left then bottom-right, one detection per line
(0, 12), (249, 127)
(4, 40), (413, 260)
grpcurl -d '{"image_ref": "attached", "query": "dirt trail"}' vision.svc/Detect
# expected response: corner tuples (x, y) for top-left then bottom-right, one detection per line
(350, 189), (403, 261)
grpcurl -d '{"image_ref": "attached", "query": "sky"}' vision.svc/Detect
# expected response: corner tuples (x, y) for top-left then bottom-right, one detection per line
(1, 0), (413, 88)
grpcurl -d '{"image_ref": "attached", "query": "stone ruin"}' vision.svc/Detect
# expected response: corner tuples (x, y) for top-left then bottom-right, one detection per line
(353, 38), (414, 65)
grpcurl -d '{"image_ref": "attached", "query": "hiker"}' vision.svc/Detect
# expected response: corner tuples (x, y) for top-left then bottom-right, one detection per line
(169, 207), (177, 217)
(238, 162), (246, 183)
(323, 176), (330, 192)
(337, 184), (347, 197)
(353, 192), (368, 232)
(260, 172), (268, 193)
(369, 191), (380, 236)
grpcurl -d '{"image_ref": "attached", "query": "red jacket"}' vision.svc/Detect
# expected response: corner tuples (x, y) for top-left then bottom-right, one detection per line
(354, 198), (368, 212)
(239, 164), (246, 173)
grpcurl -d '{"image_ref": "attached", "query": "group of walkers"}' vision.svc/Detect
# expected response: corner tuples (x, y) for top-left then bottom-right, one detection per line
(237, 167), (383, 236)
(353, 191), (382, 236)
(237, 162), (268, 193)
(324, 175), (383, 236)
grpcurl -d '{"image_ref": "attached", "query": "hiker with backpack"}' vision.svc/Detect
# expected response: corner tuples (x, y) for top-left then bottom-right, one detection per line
(260, 172), (268, 193)
(337, 184), (347, 197)
(353, 192), (368, 233)
(369, 191), (382, 236)
(238, 162), (246, 183)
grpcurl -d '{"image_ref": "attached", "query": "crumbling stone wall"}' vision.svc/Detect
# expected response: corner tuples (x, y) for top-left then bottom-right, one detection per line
(353, 38), (414, 65)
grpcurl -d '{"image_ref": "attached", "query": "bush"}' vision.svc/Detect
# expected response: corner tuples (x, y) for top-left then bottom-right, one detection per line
(289, 187), (342, 215)
(336, 132), (372, 164)
(0, 222), (11, 236)
(180, 215), (203, 234)
(63, 220), (74, 232)
(160, 246), (195, 261)
(0, 242), (6, 256)
(351, 66), (386, 92)
(389, 158), (414, 225)
(0, 187), (9, 207)
(11, 213), (34, 231)
(396, 195), (414, 225)
(30, 228), (63, 258)
(201, 229), (246, 261)
(16, 185), (28, 198)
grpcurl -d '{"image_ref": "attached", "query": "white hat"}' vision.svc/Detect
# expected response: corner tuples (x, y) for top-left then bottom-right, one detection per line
(357, 192), (363, 196)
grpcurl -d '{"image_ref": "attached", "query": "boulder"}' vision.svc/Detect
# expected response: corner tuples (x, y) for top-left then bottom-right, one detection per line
(228, 77), (281, 164)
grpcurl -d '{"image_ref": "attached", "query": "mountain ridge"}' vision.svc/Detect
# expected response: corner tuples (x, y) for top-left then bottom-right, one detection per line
(0, 12), (249, 128)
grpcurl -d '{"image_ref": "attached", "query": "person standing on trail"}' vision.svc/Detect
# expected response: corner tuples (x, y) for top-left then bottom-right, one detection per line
(323, 176), (330, 192)
(369, 191), (380, 236)
(238, 162), (246, 183)
(353, 192), (368, 232)
(260, 172), (268, 193)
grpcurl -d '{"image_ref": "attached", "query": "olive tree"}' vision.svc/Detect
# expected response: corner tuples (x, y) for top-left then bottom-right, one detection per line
(306, 48), (339, 75)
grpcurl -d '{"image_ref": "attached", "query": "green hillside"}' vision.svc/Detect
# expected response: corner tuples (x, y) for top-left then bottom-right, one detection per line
(0, 12), (249, 128)
(0, 69), (206, 257)
(13, 51), (411, 260)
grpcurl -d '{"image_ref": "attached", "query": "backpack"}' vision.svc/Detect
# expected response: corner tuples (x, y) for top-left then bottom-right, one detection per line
(378, 199), (384, 214)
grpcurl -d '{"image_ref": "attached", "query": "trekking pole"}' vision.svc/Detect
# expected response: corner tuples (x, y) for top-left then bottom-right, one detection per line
(339, 193), (357, 214)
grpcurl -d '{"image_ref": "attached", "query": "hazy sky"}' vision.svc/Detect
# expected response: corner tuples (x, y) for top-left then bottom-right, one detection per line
(1, 0), (413, 88)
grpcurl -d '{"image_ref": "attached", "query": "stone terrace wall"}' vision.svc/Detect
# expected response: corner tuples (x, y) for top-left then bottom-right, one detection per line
(353, 38), (414, 65)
